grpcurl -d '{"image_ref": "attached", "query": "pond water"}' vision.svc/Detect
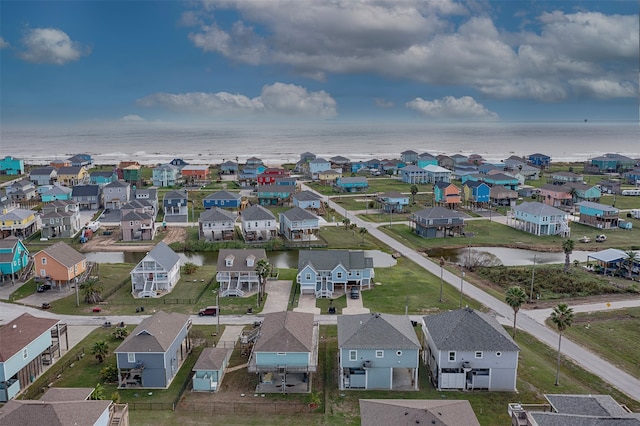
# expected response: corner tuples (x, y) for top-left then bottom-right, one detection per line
(428, 247), (593, 266)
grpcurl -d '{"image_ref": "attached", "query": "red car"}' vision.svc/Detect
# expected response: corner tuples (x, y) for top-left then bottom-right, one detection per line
(198, 306), (218, 316)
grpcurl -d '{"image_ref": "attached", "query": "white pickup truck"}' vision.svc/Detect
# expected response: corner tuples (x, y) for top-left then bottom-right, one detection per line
(86, 221), (101, 232)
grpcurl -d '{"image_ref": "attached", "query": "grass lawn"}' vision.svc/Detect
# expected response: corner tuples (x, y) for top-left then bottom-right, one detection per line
(319, 225), (387, 250)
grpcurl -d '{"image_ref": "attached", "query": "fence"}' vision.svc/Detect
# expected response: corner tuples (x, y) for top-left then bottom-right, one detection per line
(20, 348), (85, 400)
(176, 401), (315, 414)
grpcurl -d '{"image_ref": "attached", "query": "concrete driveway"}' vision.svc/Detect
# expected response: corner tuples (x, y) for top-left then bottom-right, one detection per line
(260, 280), (292, 314)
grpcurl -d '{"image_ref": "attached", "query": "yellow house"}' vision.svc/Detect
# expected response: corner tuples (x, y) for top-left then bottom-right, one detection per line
(0, 208), (39, 239)
(319, 169), (342, 184)
(56, 166), (89, 186)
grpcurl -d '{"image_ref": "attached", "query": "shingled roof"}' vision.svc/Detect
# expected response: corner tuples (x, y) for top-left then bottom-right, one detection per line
(37, 242), (86, 268)
(298, 250), (373, 271)
(115, 310), (189, 353)
(0, 313), (59, 362)
(338, 313), (420, 350)
(254, 311), (314, 353)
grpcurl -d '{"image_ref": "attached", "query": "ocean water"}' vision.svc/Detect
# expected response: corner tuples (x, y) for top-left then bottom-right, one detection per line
(2, 121), (638, 165)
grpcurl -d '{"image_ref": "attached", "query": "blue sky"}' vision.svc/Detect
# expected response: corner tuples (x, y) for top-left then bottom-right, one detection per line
(1, 0), (638, 126)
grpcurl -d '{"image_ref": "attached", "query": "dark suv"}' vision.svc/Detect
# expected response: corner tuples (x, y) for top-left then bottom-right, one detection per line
(198, 306), (218, 316)
(350, 287), (360, 299)
(37, 283), (52, 293)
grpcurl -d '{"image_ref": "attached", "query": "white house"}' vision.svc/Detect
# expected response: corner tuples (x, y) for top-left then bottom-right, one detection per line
(130, 242), (181, 298)
(240, 205), (277, 242)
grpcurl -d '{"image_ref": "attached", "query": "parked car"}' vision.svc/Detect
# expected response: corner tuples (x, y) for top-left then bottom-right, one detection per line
(350, 287), (360, 299)
(595, 234), (607, 243)
(37, 283), (52, 293)
(199, 306), (218, 316)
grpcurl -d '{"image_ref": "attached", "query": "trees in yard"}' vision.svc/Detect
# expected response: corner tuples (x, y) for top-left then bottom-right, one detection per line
(562, 239), (575, 273)
(624, 250), (638, 279)
(255, 258), (271, 306)
(91, 340), (109, 363)
(505, 286), (528, 338)
(82, 279), (104, 304)
(550, 303), (574, 386)
(410, 185), (418, 204)
(359, 227), (368, 244)
(342, 217), (351, 229)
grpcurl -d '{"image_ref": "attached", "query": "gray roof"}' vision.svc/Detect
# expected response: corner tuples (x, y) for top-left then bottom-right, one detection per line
(163, 190), (187, 200)
(71, 185), (100, 197)
(29, 166), (57, 176)
(42, 185), (72, 196)
(38, 242), (86, 268)
(546, 394), (631, 417)
(216, 249), (267, 272)
(0, 235), (21, 250)
(0, 399), (112, 426)
(422, 308), (520, 352)
(199, 207), (237, 222)
(257, 184), (296, 194)
(513, 201), (567, 217)
(338, 313), (420, 350)
(40, 387), (94, 402)
(56, 166), (84, 175)
(204, 190), (241, 201)
(292, 190), (322, 202)
(310, 157), (330, 164)
(122, 199), (153, 210)
(193, 347), (232, 371)
(254, 311), (315, 353)
(121, 210), (153, 222)
(359, 399), (480, 426)
(241, 204), (276, 221)
(90, 171), (116, 177)
(0, 208), (36, 222)
(413, 206), (467, 220)
(141, 242), (180, 271)
(280, 206), (318, 221)
(576, 201), (618, 212)
(530, 412), (640, 425)
(298, 250), (374, 271)
(103, 180), (129, 189)
(401, 165), (425, 172)
(115, 310), (190, 353)
(338, 177), (368, 184)
(587, 248), (630, 263)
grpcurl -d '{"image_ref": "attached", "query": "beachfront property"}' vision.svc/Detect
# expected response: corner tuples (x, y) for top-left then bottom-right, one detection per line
(335, 176), (369, 193)
(5, 179), (37, 202)
(28, 166), (58, 186)
(163, 190), (188, 222)
(248, 311), (319, 394)
(0, 207), (40, 240)
(489, 186), (518, 207)
(576, 201), (619, 229)
(0, 313), (63, 402)
(297, 250), (374, 298)
(89, 170), (118, 186)
(0, 156), (25, 176)
(588, 153), (637, 174)
(152, 164), (181, 187)
(181, 164), (210, 185)
(338, 313), (421, 391)
(192, 347), (232, 392)
(216, 248), (266, 297)
(508, 201), (571, 237)
(40, 184), (73, 203)
(257, 167), (290, 185)
(434, 182), (461, 208)
(67, 154), (93, 168)
(360, 399), (480, 426)
(528, 153), (551, 169)
(203, 190), (242, 210)
(120, 163), (142, 185)
(279, 206), (320, 242)
(40, 200), (82, 239)
(198, 207), (237, 241)
(130, 242), (181, 298)
(401, 150), (418, 164)
(33, 242), (87, 288)
(410, 207), (466, 238)
(462, 181), (490, 208)
(309, 157), (332, 180)
(240, 204), (277, 242)
(0, 236), (30, 284)
(115, 311), (192, 389)
(377, 191), (410, 213)
(424, 164), (452, 183)
(422, 308), (520, 391)
(169, 158), (188, 168)
(219, 160), (238, 175)
(400, 165), (427, 184)
(50, 159), (71, 169)
(56, 166), (89, 187)
(256, 183), (297, 206)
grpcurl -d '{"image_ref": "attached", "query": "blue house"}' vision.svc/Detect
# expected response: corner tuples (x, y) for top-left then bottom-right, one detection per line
(590, 154), (636, 173)
(0, 313), (61, 402)
(0, 236), (29, 283)
(203, 190), (242, 209)
(115, 311), (192, 389)
(297, 250), (374, 298)
(292, 190), (323, 210)
(377, 191), (409, 213)
(279, 206), (320, 242)
(335, 177), (368, 193)
(67, 153), (93, 168)
(309, 158), (332, 179)
(248, 311), (318, 394)
(257, 184), (297, 206)
(462, 181), (490, 207)
(338, 313), (421, 390)
(576, 201), (619, 229)
(623, 167), (640, 184)
(89, 170), (118, 186)
(401, 150), (418, 164)
(508, 201), (570, 237)
(416, 153), (438, 168)
(0, 156), (25, 176)
(192, 348), (232, 392)
(528, 153), (551, 169)
(219, 160), (238, 175)
(163, 190), (188, 222)
(351, 161), (368, 173)
(401, 165), (427, 184)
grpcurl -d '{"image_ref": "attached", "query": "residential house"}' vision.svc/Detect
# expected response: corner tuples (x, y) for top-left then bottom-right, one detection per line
(330, 155), (350, 168)
(508, 201), (571, 237)
(121, 210), (156, 241)
(451, 154), (468, 164)
(199, 207), (237, 241)
(67, 153), (93, 168)
(297, 250), (374, 298)
(0, 313), (61, 402)
(401, 150), (418, 164)
(589, 153), (636, 173)
(279, 206), (319, 242)
(257, 168), (290, 185)
(434, 182), (461, 208)
(219, 160), (238, 175)
(550, 171), (583, 185)
(292, 190), (323, 211)
(192, 347), (232, 392)
(576, 201), (619, 229)
(598, 180), (621, 195)
(238, 166), (265, 185)
(359, 399), (480, 426)
(163, 190), (188, 223)
(400, 165), (428, 184)
(181, 164), (210, 185)
(338, 313), (420, 390)
(623, 167), (640, 184)
(462, 181), (490, 208)
(468, 154), (485, 165)
(436, 154), (455, 170)
(152, 164), (181, 187)
(121, 164), (142, 185)
(417, 153), (438, 168)
(586, 248), (639, 278)
(0, 156), (24, 175)
(528, 152), (551, 169)
(335, 177), (368, 193)
(256, 184), (296, 206)
(245, 157), (264, 168)
(539, 184), (572, 208)
(517, 164), (541, 181)
(504, 155), (527, 170)
(422, 308), (520, 391)
(295, 152), (316, 174)
(453, 162), (479, 179)
(411, 207), (466, 238)
(309, 158), (332, 180)
(103, 180), (131, 210)
(56, 166), (89, 187)
(130, 242), (181, 298)
(350, 161), (368, 174)
(479, 164), (504, 175)
(169, 158), (189, 168)
(121, 199), (156, 221)
(33, 242), (87, 288)
(203, 190), (242, 210)
(248, 311), (318, 394)
(89, 170), (118, 186)
(134, 187), (158, 212)
(424, 164), (452, 183)
(29, 167), (57, 186)
(490, 186), (518, 207)
(40, 200), (82, 239)
(5, 179), (37, 202)
(50, 159), (71, 169)
(318, 169), (342, 185)
(115, 311), (192, 388)
(366, 159), (383, 171)
(482, 173), (519, 190)
(0, 208), (39, 239)
(71, 185), (102, 210)
(215, 248), (266, 297)
(381, 159), (403, 175)
(377, 191), (409, 213)
(0, 236), (30, 283)
(240, 205), (277, 242)
(40, 184), (73, 203)
(561, 182), (601, 203)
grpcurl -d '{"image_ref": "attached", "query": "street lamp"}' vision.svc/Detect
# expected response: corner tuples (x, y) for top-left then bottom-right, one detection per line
(439, 257), (445, 302)
(530, 254), (537, 302)
(459, 264), (465, 309)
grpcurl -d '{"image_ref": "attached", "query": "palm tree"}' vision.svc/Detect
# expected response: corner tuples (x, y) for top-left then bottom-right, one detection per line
(562, 239), (575, 273)
(82, 279), (104, 304)
(624, 249), (638, 279)
(359, 227), (368, 245)
(342, 217), (351, 230)
(255, 258), (271, 305)
(505, 286), (528, 338)
(550, 303), (574, 386)
(91, 340), (109, 363)
(410, 184), (418, 204)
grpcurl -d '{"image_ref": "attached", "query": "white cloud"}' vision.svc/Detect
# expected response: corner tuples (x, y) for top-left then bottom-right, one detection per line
(406, 96), (498, 120)
(0, 37), (9, 49)
(19, 27), (87, 65)
(121, 115), (146, 122)
(137, 82), (337, 118)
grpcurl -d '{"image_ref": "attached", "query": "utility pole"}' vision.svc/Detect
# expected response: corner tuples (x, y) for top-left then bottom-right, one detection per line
(216, 292), (220, 334)
(439, 257), (445, 302)
(459, 264), (465, 309)
(530, 254), (537, 302)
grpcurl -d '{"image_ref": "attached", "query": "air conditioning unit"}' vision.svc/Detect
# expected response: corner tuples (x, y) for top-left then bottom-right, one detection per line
(363, 360), (372, 368)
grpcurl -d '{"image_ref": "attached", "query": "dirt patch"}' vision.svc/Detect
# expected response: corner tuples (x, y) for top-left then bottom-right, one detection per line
(78, 227), (187, 252)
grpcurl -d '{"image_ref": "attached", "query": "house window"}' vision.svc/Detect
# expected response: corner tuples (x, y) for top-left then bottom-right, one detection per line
(349, 350), (357, 361)
(130, 221), (134, 226)
(41, 258), (47, 265)
(375, 350), (384, 358)
(475, 351), (483, 359)
(448, 351), (456, 362)
(128, 353), (135, 363)
(305, 273), (311, 280)
(336, 272), (343, 279)
(277, 352), (286, 356)
(496, 352), (502, 357)
(23, 348), (28, 359)
(396, 351), (402, 356)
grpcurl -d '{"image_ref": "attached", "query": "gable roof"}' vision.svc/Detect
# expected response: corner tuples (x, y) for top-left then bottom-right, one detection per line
(513, 201), (567, 217)
(254, 311), (315, 353)
(0, 208), (36, 222)
(193, 347), (232, 371)
(56, 166), (84, 175)
(0, 399), (111, 425)
(71, 185), (100, 197)
(115, 310), (189, 353)
(401, 165), (426, 172)
(121, 210), (153, 222)
(216, 249), (267, 271)
(143, 242), (180, 271)
(422, 308), (520, 352)
(359, 399), (480, 426)
(199, 207), (237, 222)
(104, 180), (129, 189)
(298, 250), (373, 271)
(40, 387), (94, 402)
(413, 206), (467, 220)
(204, 190), (242, 201)
(29, 166), (57, 176)
(241, 204), (276, 221)
(36, 242), (86, 268)
(0, 313), (59, 361)
(338, 313), (420, 350)
(292, 190), (322, 202)
(424, 164), (451, 173)
(576, 201), (618, 212)
(163, 190), (187, 200)
(280, 206), (318, 221)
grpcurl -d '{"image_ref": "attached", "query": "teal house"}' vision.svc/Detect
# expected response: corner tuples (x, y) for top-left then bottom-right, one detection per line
(416, 153), (438, 168)
(0, 156), (24, 176)
(335, 177), (369, 192)
(0, 236), (29, 283)
(41, 184), (73, 203)
(257, 184), (296, 206)
(192, 348), (232, 392)
(90, 170), (118, 186)
(576, 201), (619, 229)
(590, 154), (636, 173)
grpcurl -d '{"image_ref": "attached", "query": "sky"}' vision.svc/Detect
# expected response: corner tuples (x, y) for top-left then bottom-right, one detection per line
(1, 0), (638, 127)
